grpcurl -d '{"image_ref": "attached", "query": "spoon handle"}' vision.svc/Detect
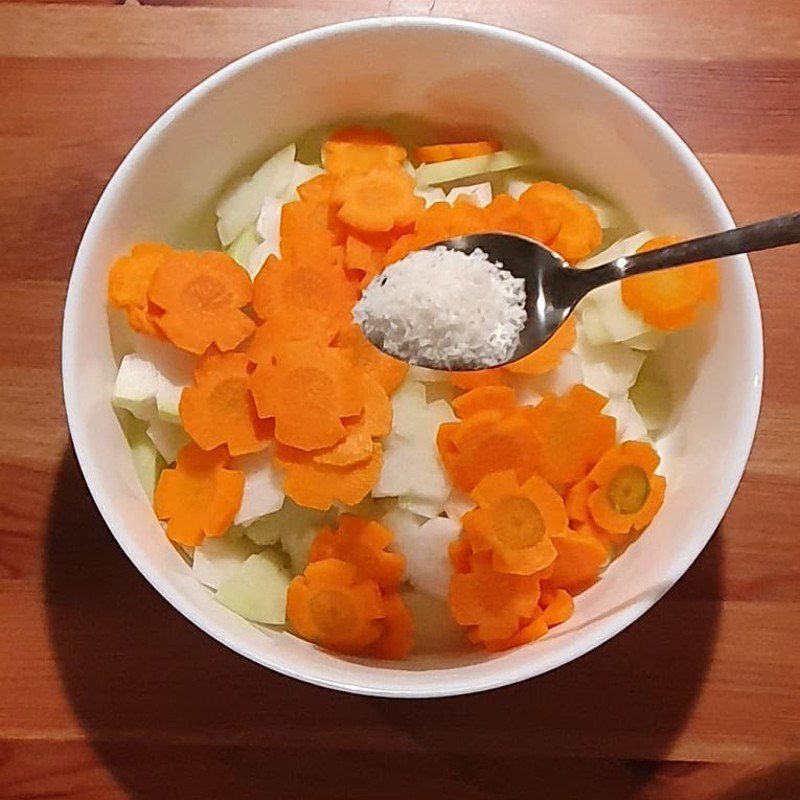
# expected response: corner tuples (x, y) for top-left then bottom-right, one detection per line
(590, 211), (800, 283)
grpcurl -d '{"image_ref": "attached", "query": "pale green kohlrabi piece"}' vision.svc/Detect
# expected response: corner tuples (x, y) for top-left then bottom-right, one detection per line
(192, 533), (261, 591)
(231, 451), (285, 526)
(215, 550), (292, 625)
(119, 412), (163, 501)
(415, 149), (539, 186)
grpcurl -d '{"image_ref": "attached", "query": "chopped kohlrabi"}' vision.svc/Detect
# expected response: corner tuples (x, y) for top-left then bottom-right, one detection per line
(406, 365), (451, 383)
(576, 230), (654, 271)
(215, 143), (296, 246)
(443, 489), (474, 522)
(577, 332), (646, 397)
(416, 150), (538, 187)
(120, 413), (162, 500)
(232, 451), (285, 526)
(382, 508), (459, 599)
(445, 182), (492, 207)
(146, 417), (191, 463)
(578, 282), (652, 345)
(226, 223), (260, 270)
(192, 533), (261, 591)
(132, 333), (197, 422)
(112, 354), (159, 419)
(284, 161), (324, 200)
(604, 395), (650, 443)
(625, 329), (667, 351)
(215, 550), (291, 625)
(630, 356), (673, 432)
(505, 178), (530, 200)
(108, 308), (137, 362)
(414, 185), (447, 207)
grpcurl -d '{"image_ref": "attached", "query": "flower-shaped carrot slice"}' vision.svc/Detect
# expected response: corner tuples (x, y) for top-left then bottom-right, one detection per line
(539, 587), (574, 627)
(621, 236), (719, 331)
(309, 514), (405, 592)
(528, 384), (616, 487)
(484, 194), (560, 246)
(504, 318), (576, 376)
(154, 444), (244, 546)
(452, 386), (517, 419)
(332, 166), (424, 233)
(413, 140), (501, 163)
(546, 526), (609, 593)
(247, 317), (337, 368)
(475, 611), (550, 652)
(279, 199), (338, 258)
(179, 352), (272, 456)
(586, 441), (666, 534)
(449, 568), (541, 642)
(147, 250), (255, 354)
(334, 323), (408, 395)
(323, 126), (407, 176)
(250, 342), (364, 450)
(462, 470), (564, 575)
(297, 173), (336, 203)
(437, 408), (542, 493)
(274, 441), (383, 511)
(449, 538), (475, 575)
(449, 368), (508, 390)
(252, 252), (356, 332)
(367, 593), (414, 660)
(565, 476), (594, 524)
(343, 235), (386, 288)
(287, 558), (385, 654)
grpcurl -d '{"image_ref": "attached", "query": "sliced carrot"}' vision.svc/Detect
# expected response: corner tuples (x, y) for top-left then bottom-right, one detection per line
(621, 236), (719, 331)
(479, 612), (550, 652)
(462, 470), (565, 575)
(449, 369), (509, 390)
(275, 441), (383, 510)
(437, 408), (542, 493)
(367, 593), (414, 659)
(249, 341), (364, 451)
(107, 242), (172, 337)
(333, 323), (408, 395)
(452, 385), (517, 419)
(286, 558), (385, 654)
(179, 352), (272, 456)
(449, 569), (541, 642)
(414, 200), (487, 241)
(539, 587), (574, 626)
(247, 317), (337, 367)
(527, 385), (616, 486)
(311, 418), (376, 468)
(309, 514), (405, 592)
(484, 194), (561, 246)
(154, 443), (244, 547)
(565, 476), (595, 524)
(358, 375), (392, 437)
(323, 127), (407, 176)
(331, 166), (424, 233)
(413, 140), (501, 163)
(545, 527), (608, 593)
(587, 441), (666, 534)
(147, 250), (255, 354)
(504, 318), (576, 376)
(449, 538), (474, 575)
(343, 235), (385, 288)
(296, 173), (336, 204)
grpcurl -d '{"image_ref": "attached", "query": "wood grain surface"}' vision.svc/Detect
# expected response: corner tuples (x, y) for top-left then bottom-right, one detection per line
(0, 1), (798, 798)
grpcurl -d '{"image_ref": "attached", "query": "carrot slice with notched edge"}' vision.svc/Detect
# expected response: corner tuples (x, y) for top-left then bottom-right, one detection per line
(309, 514), (405, 592)
(545, 527), (609, 594)
(296, 173), (336, 204)
(274, 441), (383, 511)
(250, 342), (364, 451)
(323, 126), (407, 176)
(437, 408), (542, 493)
(539, 587), (574, 627)
(287, 558), (386, 654)
(107, 243), (172, 338)
(504, 318), (576, 376)
(587, 441), (666, 534)
(154, 444), (244, 547)
(462, 470), (565, 575)
(413, 140), (501, 164)
(343, 235), (385, 288)
(331, 166), (425, 233)
(449, 368), (509, 390)
(179, 352), (272, 456)
(367, 593), (414, 659)
(527, 384), (616, 487)
(452, 385), (517, 419)
(484, 194), (561, 246)
(621, 236), (719, 331)
(147, 250), (255, 354)
(247, 317), (338, 368)
(333, 324), (408, 395)
(474, 610), (550, 652)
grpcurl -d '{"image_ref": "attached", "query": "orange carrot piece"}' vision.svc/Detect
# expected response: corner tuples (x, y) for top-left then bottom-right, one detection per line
(296, 173), (336, 204)
(462, 470), (565, 575)
(287, 558), (385, 654)
(275, 441), (383, 510)
(479, 612), (550, 652)
(539, 587), (574, 626)
(565, 476), (595, 524)
(504, 318), (576, 376)
(334, 323), (408, 395)
(546, 527), (608, 593)
(250, 342), (364, 451)
(587, 441), (666, 534)
(323, 127), (407, 176)
(107, 243), (172, 337)
(309, 514), (405, 592)
(452, 386), (517, 419)
(484, 194), (561, 246)
(413, 140), (501, 163)
(147, 250), (255, 354)
(331, 166), (424, 233)
(154, 444), (244, 547)
(247, 317), (337, 368)
(180, 352), (272, 456)
(527, 385), (616, 486)
(449, 369), (509, 390)
(343, 235), (385, 288)
(621, 236), (719, 330)
(367, 593), (414, 659)
(449, 538), (474, 575)
(437, 409), (542, 493)
(449, 569), (541, 642)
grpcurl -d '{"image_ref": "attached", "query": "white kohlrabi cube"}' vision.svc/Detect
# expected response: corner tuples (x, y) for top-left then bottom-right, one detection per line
(603, 395), (651, 443)
(507, 350), (583, 401)
(255, 195), (282, 252)
(215, 550), (291, 625)
(226, 223), (261, 271)
(282, 161), (324, 201)
(446, 182), (492, 207)
(579, 283), (651, 344)
(414, 185), (447, 207)
(112, 354), (159, 420)
(505, 178), (530, 200)
(192, 534), (261, 591)
(578, 333), (646, 397)
(232, 451), (285, 526)
(146, 418), (191, 464)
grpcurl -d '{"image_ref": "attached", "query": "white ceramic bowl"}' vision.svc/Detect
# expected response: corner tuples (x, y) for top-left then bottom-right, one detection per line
(62, 17), (762, 697)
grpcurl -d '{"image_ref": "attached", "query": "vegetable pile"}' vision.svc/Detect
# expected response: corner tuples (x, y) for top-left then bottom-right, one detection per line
(107, 125), (719, 660)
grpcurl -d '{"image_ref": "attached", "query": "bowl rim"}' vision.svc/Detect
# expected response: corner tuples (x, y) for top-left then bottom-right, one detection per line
(62, 16), (764, 698)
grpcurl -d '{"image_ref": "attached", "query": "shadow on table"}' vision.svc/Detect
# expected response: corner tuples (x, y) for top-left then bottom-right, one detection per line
(46, 450), (723, 800)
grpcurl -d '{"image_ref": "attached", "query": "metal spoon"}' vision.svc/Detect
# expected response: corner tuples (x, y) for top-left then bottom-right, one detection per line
(422, 211), (800, 369)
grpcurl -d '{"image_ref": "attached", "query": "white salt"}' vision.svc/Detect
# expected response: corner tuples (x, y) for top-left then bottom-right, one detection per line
(353, 247), (526, 369)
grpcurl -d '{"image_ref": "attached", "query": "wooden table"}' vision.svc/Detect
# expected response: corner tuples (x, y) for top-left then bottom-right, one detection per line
(1, 1), (798, 797)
